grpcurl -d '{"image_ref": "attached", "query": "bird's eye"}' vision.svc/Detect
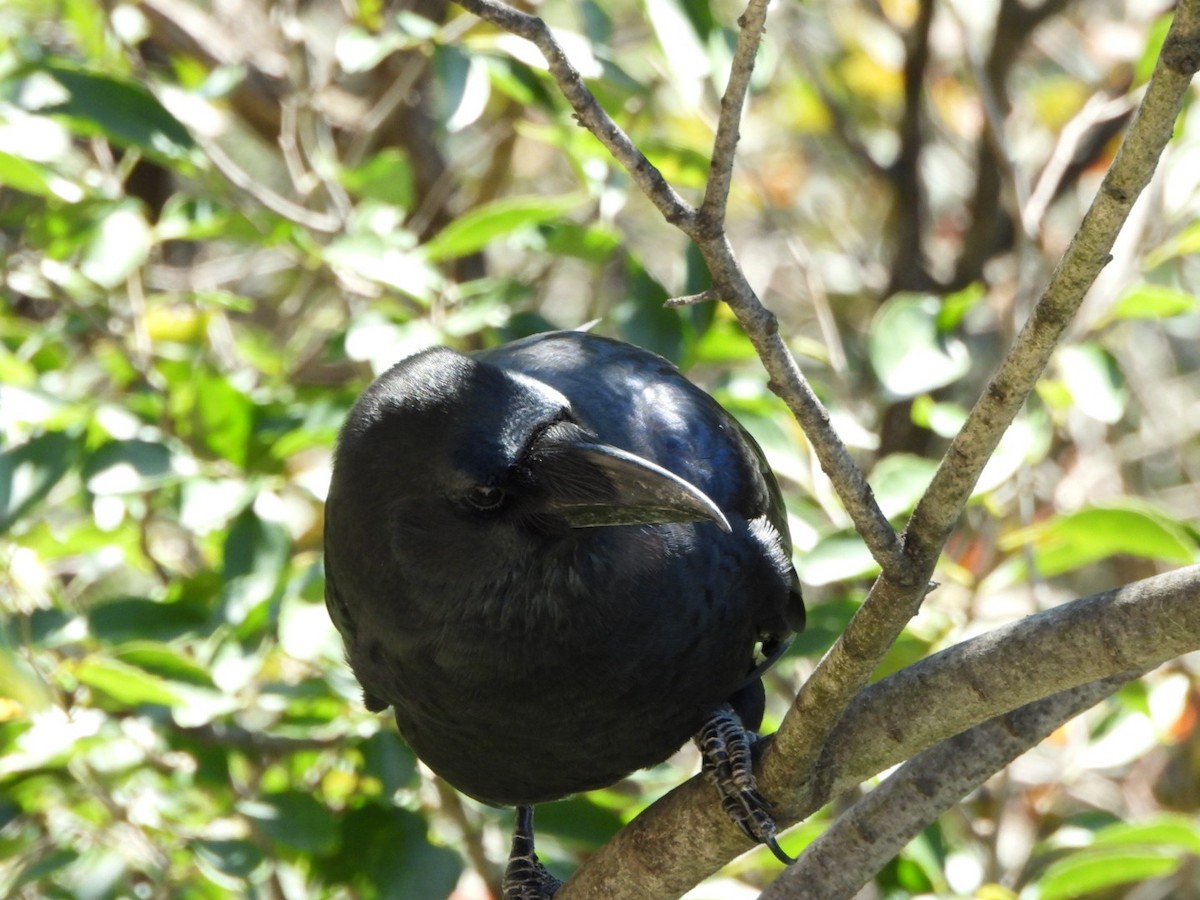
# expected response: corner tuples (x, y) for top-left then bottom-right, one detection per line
(466, 485), (506, 511)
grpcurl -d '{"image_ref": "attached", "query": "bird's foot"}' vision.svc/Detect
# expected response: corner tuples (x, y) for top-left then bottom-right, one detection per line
(503, 806), (562, 900)
(695, 704), (795, 865)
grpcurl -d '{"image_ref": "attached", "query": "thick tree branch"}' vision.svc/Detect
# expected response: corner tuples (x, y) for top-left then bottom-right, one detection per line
(761, 673), (1136, 899)
(559, 565), (1200, 899)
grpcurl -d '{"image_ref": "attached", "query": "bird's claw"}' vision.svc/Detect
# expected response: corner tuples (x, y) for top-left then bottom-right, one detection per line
(503, 806), (562, 900)
(695, 705), (796, 865)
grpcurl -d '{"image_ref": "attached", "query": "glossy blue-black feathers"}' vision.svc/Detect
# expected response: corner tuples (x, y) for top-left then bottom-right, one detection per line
(324, 331), (803, 805)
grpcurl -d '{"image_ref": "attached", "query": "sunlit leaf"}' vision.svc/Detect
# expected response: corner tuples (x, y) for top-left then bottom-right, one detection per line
(1035, 847), (1179, 899)
(869, 293), (970, 399)
(868, 453), (937, 519)
(339, 148), (415, 208)
(795, 533), (879, 585)
(323, 234), (440, 302)
(0, 430), (83, 532)
(74, 657), (182, 707)
(32, 60), (198, 164)
(194, 839), (267, 882)
(1003, 503), (1196, 576)
(83, 439), (177, 494)
(194, 372), (254, 467)
(220, 506), (292, 627)
(79, 200), (152, 289)
(1057, 343), (1126, 424)
(0, 150), (84, 201)
(113, 642), (215, 687)
(1102, 283), (1199, 324)
(422, 194), (583, 261)
(1093, 815), (1200, 853)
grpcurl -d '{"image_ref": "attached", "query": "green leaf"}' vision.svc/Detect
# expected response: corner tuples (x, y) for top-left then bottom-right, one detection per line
(323, 804), (462, 898)
(33, 60), (198, 164)
(539, 220), (621, 263)
(193, 839), (266, 882)
(975, 412), (1049, 495)
(422, 194), (583, 261)
(239, 791), (340, 855)
(690, 318), (759, 365)
(83, 439), (177, 494)
(1092, 814), (1200, 854)
(869, 293), (970, 399)
(1102, 283), (1199, 324)
(11, 847), (80, 890)
(936, 282), (985, 332)
(1057, 343), (1125, 424)
(1004, 503), (1196, 577)
(795, 533), (880, 585)
(613, 258), (683, 363)
(220, 506), (292, 627)
(194, 372), (254, 467)
(0, 150), (84, 201)
(868, 453), (937, 519)
(339, 148), (415, 208)
(1036, 847), (1180, 899)
(112, 642), (215, 688)
(323, 234), (440, 302)
(88, 597), (209, 644)
(1146, 220), (1200, 267)
(80, 200), (152, 289)
(358, 731), (418, 796)
(0, 430), (83, 533)
(74, 657), (183, 707)
(534, 796), (625, 848)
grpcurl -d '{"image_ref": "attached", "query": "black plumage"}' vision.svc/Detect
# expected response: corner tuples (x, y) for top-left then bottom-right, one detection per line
(324, 330), (804, 892)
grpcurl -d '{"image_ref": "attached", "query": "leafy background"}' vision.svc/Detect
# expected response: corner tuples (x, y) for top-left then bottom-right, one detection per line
(2, 0), (1199, 897)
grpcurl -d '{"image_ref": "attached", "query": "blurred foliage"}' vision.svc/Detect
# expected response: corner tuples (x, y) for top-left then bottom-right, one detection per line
(1, 0), (1199, 897)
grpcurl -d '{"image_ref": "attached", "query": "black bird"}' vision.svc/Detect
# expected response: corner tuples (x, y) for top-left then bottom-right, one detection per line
(324, 330), (805, 898)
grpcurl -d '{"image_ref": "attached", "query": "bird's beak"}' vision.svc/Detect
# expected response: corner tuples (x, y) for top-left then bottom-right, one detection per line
(530, 424), (732, 533)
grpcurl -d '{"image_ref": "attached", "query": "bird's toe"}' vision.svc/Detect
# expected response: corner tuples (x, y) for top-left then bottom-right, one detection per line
(695, 704), (796, 865)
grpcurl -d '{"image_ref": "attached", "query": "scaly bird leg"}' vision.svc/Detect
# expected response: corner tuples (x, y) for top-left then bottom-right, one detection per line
(695, 704), (796, 865)
(502, 805), (562, 900)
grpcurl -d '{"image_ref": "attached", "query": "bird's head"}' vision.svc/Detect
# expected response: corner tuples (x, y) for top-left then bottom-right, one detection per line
(326, 346), (730, 592)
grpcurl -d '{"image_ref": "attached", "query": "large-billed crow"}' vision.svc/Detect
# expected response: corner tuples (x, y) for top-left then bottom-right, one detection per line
(324, 330), (804, 898)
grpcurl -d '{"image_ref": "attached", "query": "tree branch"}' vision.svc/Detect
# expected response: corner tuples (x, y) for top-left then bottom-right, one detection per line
(760, 672), (1136, 898)
(454, 0), (696, 229)
(443, 1), (1200, 897)
(453, 0), (908, 581)
(700, 0), (769, 228)
(763, 0), (1200, 816)
(559, 565), (1200, 899)
(886, 0), (937, 294)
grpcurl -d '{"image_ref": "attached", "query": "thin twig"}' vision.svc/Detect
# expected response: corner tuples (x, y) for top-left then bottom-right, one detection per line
(200, 137), (343, 233)
(664, 288), (721, 308)
(455, 0), (696, 228)
(700, 0), (770, 227)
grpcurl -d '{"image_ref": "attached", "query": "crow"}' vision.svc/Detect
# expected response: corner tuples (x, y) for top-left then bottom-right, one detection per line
(324, 330), (805, 898)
